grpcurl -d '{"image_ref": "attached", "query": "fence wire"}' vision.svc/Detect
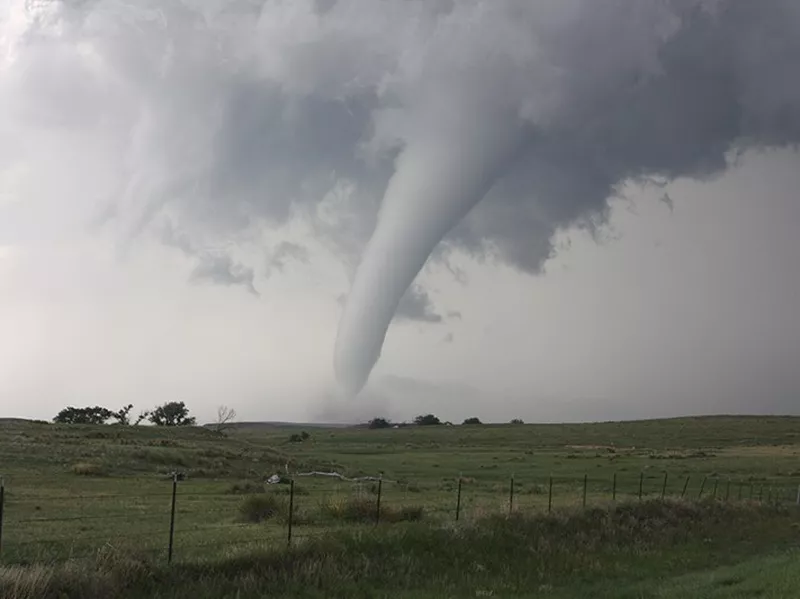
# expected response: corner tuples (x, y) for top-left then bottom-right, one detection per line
(0, 472), (798, 565)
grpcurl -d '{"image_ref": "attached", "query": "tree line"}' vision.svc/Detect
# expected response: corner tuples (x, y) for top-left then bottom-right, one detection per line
(367, 415), (525, 429)
(52, 402), (237, 431)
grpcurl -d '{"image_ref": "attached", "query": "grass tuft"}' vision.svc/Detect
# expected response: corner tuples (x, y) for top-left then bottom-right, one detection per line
(239, 493), (286, 523)
(1, 501), (796, 599)
(70, 462), (107, 476)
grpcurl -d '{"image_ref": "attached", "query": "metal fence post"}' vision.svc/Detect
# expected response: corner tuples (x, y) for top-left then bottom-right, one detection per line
(455, 475), (462, 522)
(681, 476), (690, 498)
(548, 476), (553, 513)
(638, 472), (644, 501)
(168, 473), (178, 564)
(698, 476), (707, 499)
(612, 472), (617, 502)
(0, 477), (4, 560)
(582, 474), (587, 508)
(375, 476), (382, 525)
(661, 472), (668, 500)
(712, 478), (718, 500)
(287, 479), (295, 547)
(758, 485), (763, 503)
(509, 475), (515, 515)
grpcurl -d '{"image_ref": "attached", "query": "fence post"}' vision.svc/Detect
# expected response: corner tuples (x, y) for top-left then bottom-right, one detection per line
(712, 478), (718, 500)
(698, 476), (707, 499)
(758, 485), (763, 503)
(749, 483), (754, 500)
(168, 473), (178, 564)
(681, 476), (690, 498)
(287, 478), (295, 547)
(638, 472), (644, 501)
(375, 476), (382, 525)
(582, 474), (588, 508)
(725, 479), (731, 502)
(455, 475), (462, 522)
(796, 484), (799, 506)
(738, 482), (743, 501)
(612, 472), (617, 502)
(0, 477), (4, 560)
(548, 476), (553, 513)
(509, 475), (515, 515)
(661, 472), (668, 500)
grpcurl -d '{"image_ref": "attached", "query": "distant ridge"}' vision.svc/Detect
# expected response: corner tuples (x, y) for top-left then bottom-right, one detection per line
(202, 421), (353, 430)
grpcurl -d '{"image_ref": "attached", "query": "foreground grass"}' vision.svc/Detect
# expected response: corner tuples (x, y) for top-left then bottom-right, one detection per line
(542, 550), (800, 599)
(2, 500), (798, 599)
(3, 416), (800, 564)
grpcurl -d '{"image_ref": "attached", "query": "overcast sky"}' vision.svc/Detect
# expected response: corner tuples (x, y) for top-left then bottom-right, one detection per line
(1, 1), (799, 425)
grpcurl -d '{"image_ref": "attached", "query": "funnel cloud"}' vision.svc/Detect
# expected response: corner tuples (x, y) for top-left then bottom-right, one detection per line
(2, 1), (800, 399)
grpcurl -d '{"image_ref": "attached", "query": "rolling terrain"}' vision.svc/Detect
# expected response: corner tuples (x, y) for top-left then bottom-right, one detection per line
(1, 415), (799, 597)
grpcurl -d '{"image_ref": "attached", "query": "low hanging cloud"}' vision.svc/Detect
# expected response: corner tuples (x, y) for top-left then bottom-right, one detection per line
(2, 1), (800, 394)
(5, 1), (798, 275)
(394, 285), (444, 324)
(189, 253), (257, 295)
(266, 241), (311, 277)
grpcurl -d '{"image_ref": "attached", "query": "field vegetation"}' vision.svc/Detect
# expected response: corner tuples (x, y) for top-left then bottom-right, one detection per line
(0, 415), (799, 597)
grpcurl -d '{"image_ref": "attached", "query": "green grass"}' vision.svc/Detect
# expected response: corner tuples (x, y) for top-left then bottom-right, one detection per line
(1, 416), (799, 596)
(1, 500), (798, 598)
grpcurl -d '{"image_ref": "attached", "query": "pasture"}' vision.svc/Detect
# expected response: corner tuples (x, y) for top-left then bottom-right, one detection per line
(1, 415), (799, 597)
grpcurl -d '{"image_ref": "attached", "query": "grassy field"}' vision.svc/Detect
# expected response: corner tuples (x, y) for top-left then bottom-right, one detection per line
(1, 415), (799, 597)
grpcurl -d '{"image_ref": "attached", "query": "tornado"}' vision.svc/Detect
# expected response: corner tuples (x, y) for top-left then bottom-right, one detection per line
(334, 104), (523, 395)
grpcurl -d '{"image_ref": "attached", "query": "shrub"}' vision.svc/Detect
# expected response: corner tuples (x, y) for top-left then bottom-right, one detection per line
(147, 401), (196, 427)
(462, 417), (482, 425)
(71, 462), (107, 476)
(319, 496), (424, 523)
(227, 482), (265, 495)
(239, 493), (286, 523)
(413, 414), (442, 426)
(368, 418), (392, 429)
(510, 418), (524, 425)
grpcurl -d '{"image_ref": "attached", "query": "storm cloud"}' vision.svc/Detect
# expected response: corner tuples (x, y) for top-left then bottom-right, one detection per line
(2, 0), (800, 411)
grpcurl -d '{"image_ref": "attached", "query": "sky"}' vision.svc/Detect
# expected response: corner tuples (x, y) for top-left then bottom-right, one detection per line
(1, 1), (799, 425)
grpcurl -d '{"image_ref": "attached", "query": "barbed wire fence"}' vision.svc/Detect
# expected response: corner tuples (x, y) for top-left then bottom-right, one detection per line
(0, 471), (798, 566)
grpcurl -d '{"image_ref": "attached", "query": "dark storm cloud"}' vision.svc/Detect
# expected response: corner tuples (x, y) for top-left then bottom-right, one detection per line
(6, 1), (799, 274)
(190, 253), (257, 295)
(4, 0), (800, 396)
(266, 241), (311, 276)
(394, 285), (443, 324)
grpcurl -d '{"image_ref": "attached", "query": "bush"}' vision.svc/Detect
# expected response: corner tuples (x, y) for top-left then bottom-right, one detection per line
(413, 414), (442, 426)
(368, 418), (392, 429)
(462, 417), (482, 425)
(54, 406), (113, 425)
(227, 482), (264, 495)
(239, 494), (286, 523)
(71, 462), (107, 476)
(319, 496), (424, 524)
(510, 418), (524, 425)
(147, 401), (196, 427)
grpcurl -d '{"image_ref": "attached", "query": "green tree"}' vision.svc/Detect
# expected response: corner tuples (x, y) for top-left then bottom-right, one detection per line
(112, 404), (134, 425)
(368, 417), (392, 429)
(510, 418), (524, 425)
(53, 406), (113, 425)
(414, 414), (442, 426)
(462, 417), (482, 425)
(148, 401), (196, 427)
